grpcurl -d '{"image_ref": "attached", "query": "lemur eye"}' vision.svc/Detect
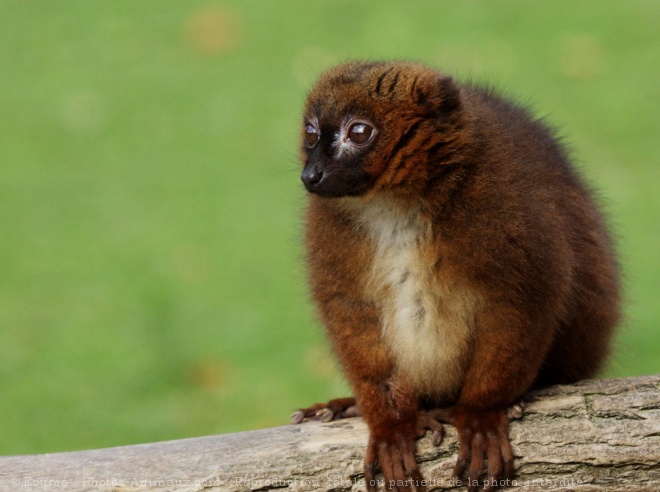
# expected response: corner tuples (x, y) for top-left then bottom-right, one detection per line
(347, 122), (374, 145)
(305, 124), (319, 146)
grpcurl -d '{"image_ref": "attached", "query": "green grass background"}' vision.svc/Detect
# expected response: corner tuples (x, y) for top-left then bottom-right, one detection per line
(0, 0), (657, 455)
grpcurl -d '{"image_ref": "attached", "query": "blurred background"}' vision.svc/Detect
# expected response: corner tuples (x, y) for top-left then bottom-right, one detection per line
(0, 0), (657, 455)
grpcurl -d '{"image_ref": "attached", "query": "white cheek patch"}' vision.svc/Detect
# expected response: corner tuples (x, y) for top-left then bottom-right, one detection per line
(333, 130), (358, 159)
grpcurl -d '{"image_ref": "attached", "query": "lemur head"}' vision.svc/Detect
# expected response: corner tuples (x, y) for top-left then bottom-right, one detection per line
(300, 61), (463, 198)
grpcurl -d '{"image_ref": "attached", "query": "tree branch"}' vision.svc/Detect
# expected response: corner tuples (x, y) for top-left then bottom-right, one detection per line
(1, 376), (659, 491)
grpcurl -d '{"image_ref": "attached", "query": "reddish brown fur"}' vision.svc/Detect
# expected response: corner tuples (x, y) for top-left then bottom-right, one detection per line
(297, 61), (620, 491)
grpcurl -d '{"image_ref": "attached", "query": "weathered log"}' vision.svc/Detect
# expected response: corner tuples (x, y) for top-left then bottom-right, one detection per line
(1, 376), (658, 491)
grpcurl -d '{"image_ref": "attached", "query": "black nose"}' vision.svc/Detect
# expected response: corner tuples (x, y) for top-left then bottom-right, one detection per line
(301, 166), (324, 190)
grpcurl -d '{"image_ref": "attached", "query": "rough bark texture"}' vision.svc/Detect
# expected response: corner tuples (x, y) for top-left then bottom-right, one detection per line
(1, 376), (658, 492)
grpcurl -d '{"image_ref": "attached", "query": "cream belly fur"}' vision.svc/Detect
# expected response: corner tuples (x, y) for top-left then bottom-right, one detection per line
(350, 196), (479, 401)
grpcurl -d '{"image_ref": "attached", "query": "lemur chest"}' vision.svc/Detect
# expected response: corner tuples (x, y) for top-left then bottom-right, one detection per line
(358, 200), (478, 399)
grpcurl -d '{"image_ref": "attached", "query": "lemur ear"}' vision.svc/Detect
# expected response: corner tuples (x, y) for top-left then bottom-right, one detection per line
(413, 74), (461, 116)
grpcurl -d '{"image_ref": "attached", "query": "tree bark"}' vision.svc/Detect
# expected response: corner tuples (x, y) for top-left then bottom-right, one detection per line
(1, 376), (659, 491)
